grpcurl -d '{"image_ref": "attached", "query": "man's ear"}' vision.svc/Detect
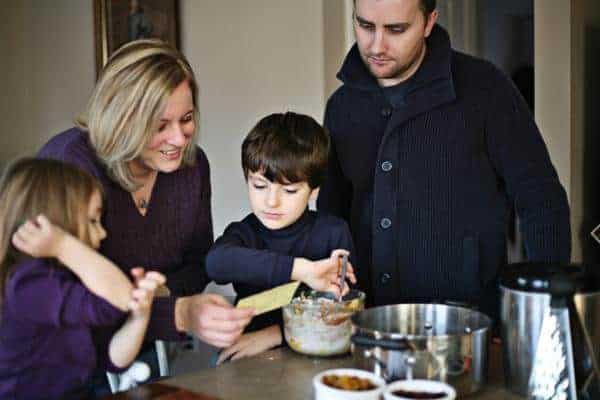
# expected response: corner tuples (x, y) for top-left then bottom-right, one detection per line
(309, 187), (320, 202)
(424, 10), (439, 37)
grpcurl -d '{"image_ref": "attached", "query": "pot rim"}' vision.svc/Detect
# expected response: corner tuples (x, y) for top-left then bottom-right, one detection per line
(351, 303), (492, 341)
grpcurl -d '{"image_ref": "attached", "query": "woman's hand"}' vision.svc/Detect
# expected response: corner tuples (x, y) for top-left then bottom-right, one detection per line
(216, 325), (282, 365)
(11, 214), (67, 258)
(175, 294), (255, 348)
(128, 268), (166, 319)
(291, 249), (357, 298)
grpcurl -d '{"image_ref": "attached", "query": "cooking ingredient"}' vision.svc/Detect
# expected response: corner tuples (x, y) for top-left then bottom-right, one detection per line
(322, 374), (377, 391)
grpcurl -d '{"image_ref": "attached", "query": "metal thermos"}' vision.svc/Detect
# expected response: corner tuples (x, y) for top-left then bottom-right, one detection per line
(499, 263), (600, 399)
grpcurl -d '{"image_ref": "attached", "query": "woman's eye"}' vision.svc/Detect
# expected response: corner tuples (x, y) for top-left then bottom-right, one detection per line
(181, 114), (193, 123)
(158, 124), (167, 132)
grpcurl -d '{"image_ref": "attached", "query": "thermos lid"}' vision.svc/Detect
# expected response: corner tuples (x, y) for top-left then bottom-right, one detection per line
(499, 262), (600, 294)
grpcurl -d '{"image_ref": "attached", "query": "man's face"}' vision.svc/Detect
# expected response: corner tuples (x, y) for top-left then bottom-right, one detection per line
(354, 0), (438, 87)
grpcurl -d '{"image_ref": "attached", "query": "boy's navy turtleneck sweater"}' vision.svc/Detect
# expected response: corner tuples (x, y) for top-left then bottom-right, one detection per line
(206, 209), (355, 332)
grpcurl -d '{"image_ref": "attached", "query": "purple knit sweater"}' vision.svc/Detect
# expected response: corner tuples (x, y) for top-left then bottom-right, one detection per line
(38, 128), (214, 340)
(0, 258), (127, 399)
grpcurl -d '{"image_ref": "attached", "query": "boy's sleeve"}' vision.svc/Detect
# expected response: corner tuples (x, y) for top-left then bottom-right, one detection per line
(206, 223), (295, 287)
(6, 262), (127, 328)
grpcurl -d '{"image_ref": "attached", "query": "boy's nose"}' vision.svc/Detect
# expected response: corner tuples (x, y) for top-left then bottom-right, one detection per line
(266, 189), (280, 207)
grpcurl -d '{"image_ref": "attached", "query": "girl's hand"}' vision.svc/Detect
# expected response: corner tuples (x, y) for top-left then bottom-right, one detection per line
(11, 214), (66, 258)
(130, 267), (170, 297)
(292, 249), (357, 299)
(128, 270), (166, 318)
(216, 325), (281, 365)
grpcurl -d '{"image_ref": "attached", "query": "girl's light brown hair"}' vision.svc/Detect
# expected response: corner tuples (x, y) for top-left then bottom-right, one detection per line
(0, 158), (103, 305)
(76, 39), (199, 191)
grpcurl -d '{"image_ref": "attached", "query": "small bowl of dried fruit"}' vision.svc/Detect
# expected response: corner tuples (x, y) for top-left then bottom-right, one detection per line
(313, 368), (385, 400)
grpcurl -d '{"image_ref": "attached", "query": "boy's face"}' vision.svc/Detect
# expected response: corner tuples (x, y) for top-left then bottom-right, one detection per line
(247, 171), (318, 230)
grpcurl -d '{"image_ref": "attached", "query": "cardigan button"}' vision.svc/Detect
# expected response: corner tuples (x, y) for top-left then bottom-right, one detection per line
(381, 161), (393, 172)
(380, 218), (392, 229)
(381, 107), (392, 117)
(380, 273), (392, 284)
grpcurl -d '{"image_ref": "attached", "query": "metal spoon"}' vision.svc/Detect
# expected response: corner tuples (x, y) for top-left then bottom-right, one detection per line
(338, 253), (348, 301)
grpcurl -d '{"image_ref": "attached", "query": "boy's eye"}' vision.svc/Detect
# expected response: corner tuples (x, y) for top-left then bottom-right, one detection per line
(253, 183), (267, 190)
(284, 188), (298, 194)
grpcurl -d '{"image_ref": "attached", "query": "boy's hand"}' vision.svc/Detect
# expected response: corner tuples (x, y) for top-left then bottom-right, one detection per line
(128, 269), (166, 318)
(292, 249), (357, 298)
(216, 325), (282, 365)
(11, 214), (67, 258)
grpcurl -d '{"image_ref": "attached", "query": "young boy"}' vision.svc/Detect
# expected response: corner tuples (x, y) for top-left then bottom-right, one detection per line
(206, 112), (357, 364)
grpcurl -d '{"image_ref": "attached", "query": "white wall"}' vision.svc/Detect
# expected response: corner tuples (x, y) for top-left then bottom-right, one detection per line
(179, 0), (328, 240)
(0, 0), (95, 164)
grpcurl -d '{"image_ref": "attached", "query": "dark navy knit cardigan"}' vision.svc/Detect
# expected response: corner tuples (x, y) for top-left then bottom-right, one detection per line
(317, 25), (571, 319)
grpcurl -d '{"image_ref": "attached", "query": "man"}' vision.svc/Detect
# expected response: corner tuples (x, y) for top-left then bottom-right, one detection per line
(317, 0), (571, 319)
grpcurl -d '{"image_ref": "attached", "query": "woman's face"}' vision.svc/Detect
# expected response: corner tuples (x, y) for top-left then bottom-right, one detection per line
(134, 80), (195, 175)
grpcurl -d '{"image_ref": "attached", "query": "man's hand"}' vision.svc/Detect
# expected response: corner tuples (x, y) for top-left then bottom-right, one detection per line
(216, 324), (282, 365)
(292, 249), (357, 298)
(175, 294), (255, 348)
(11, 214), (67, 258)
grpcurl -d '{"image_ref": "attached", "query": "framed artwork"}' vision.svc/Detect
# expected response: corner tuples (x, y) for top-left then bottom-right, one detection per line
(94, 0), (179, 76)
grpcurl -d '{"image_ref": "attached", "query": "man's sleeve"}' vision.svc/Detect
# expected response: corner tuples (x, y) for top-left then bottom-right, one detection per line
(317, 96), (353, 222)
(485, 69), (571, 262)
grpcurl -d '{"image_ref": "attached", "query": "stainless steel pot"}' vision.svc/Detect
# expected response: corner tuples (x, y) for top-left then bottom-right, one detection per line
(350, 304), (491, 397)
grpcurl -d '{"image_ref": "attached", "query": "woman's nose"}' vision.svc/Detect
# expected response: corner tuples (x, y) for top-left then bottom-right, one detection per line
(168, 124), (187, 146)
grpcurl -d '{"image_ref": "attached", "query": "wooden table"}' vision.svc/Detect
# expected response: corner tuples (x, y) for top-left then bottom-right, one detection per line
(106, 342), (524, 399)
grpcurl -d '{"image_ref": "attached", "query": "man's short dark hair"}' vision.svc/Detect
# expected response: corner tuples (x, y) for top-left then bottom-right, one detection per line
(242, 112), (330, 189)
(353, 0), (436, 17)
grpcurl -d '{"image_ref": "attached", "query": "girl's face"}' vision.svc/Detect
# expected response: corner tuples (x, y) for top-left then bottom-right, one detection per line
(81, 190), (106, 249)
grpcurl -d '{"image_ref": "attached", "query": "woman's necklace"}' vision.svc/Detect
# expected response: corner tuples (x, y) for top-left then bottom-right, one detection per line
(132, 170), (157, 214)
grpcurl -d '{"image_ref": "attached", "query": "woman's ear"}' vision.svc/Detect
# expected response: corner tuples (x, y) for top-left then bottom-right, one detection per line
(309, 187), (320, 202)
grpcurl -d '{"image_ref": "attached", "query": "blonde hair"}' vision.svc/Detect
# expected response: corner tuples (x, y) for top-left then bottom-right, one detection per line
(0, 158), (103, 305)
(76, 39), (199, 191)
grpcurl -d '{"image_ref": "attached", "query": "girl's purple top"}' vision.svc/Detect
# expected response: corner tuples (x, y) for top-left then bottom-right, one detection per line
(38, 128), (214, 340)
(0, 258), (127, 399)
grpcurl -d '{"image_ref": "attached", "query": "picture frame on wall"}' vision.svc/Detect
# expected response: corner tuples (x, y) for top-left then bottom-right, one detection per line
(94, 0), (179, 77)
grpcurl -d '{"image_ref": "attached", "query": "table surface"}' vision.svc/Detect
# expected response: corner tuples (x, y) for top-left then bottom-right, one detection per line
(149, 343), (524, 400)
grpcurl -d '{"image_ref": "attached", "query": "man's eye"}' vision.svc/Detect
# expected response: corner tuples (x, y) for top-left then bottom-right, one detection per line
(359, 22), (374, 30)
(390, 27), (407, 34)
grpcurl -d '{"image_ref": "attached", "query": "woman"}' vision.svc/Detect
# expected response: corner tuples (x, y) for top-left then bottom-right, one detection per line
(38, 39), (253, 348)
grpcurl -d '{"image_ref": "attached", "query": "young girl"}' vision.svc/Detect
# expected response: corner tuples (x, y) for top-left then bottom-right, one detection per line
(0, 158), (165, 399)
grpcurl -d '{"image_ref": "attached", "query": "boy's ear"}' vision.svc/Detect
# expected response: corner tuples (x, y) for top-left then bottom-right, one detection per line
(309, 187), (320, 201)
